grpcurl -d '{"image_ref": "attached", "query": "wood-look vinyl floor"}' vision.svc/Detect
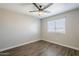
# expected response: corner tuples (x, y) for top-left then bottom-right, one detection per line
(0, 40), (79, 56)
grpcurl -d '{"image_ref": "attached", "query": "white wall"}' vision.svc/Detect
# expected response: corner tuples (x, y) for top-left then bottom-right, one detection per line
(0, 8), (40, 51)
(0, 8), (79, 51)
(41, 8), (79, 50)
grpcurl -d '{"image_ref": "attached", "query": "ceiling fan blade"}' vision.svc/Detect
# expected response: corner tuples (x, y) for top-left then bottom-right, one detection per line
(43, 10), (51, 13)
(33, 3), (40, 10)
(42, 3), (53, 10)
(29, 10), (39, 12)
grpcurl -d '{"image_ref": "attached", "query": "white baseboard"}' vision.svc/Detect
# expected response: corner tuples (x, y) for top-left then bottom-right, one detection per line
(0, 39), (79, 52)
(43, 39), (79, 51)
(0, 39), (40, 52)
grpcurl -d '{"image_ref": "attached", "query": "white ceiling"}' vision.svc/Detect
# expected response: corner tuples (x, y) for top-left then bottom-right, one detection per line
(0, 3), (79, 19)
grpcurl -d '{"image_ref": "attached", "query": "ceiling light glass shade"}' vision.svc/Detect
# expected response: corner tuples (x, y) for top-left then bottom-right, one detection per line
(38, 11), (44, 16)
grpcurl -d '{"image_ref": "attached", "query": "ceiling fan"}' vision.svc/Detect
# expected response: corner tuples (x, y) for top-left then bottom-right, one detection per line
(29, 3), (53, 16)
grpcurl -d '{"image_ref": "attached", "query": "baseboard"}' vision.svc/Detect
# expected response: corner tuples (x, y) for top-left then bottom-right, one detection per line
(0, 39), (79, 52)
(0, 39), (40, 52)
(43, 39), (79, 51)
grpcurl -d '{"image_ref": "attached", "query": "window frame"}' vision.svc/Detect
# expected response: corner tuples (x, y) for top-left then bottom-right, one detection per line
(47, 18), (65, 33)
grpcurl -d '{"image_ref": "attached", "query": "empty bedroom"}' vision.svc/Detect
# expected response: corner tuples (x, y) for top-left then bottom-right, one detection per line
(0, 3), (79, 56)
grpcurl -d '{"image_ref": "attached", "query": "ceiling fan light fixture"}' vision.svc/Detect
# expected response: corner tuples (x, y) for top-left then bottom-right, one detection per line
(38, 11), (44, 16)
(30, 3), (53, 16)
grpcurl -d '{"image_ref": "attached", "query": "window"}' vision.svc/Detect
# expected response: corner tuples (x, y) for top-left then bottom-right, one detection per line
(47, 18), (65, 33)
(48, 20), (56, 32)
